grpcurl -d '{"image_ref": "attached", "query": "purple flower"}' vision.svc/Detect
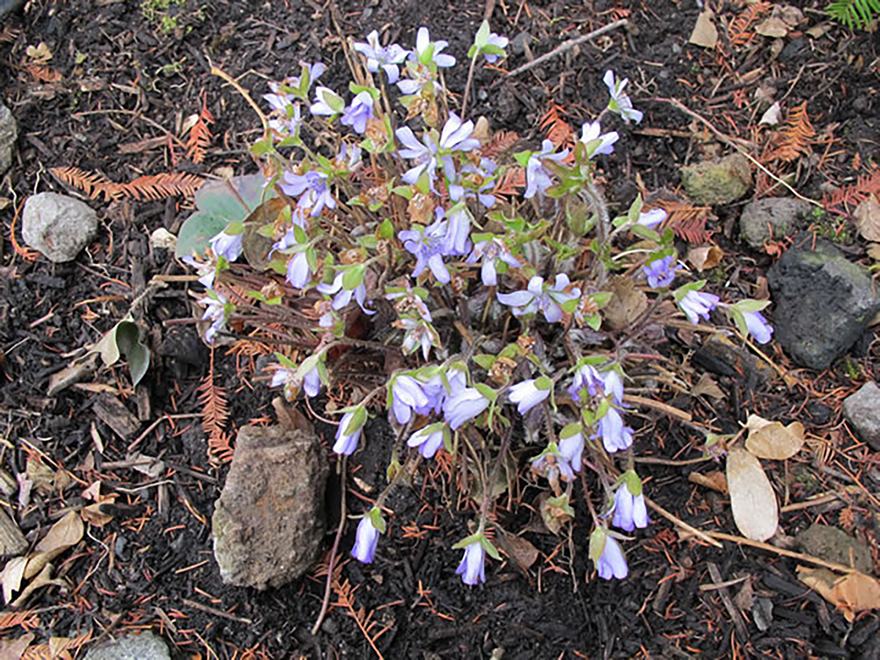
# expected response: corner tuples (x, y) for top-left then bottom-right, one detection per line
(209, 231), (243, 262)
(310, 86), (343, 116)
(396, 68), (436, 96)
(333, 408), (365, 456)
(569, 364), (624, 406)
(525, 140), (570, 199)
(508, 378), (551, 415)
(399, 219), (451, 284)
(395, 126), (438, 187)
(413, 27), (456, 68)
(442, 206), (472, 257)
(395, 317), (441, 360)
(341, 91), (374, 134)
(482, 33), (509, 63)
(603, 70), (643, 124)
(317, 271), (375, 315)
(637, 208), (667, 229)
(334, 142), (362, 170)
(466, 237), (521, 287)
(679, 290), (720, 325)
(270, 368), (296, 400)
(497, 274), (581, 323)
(595, 407), (633, 453)
(353, 31), (409, 84)
(182, 255), (217, 290)
(406, 423), (447, 459)
(612, 480), (649, 532)
(531, 443), (576, 484)
(580, 120), (618, 157)
(295, 61), (327, 90)
(455, 540), (486, 585)
(200, 292), (229, 344)
(391, 375), (430, 424)
(743, 310), (774, 344)
(352, 510), (382, 563)
(281, 170), (336, 217)
(443, 387), (490, 430)
(559, 424), (584, 472)
(302, 362), (322, 398)
(643, 256), (679, 289)
(595, 534), (628, 580)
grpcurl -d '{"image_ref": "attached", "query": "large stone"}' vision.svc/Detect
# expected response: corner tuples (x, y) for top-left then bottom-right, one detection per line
(0, 102), (17, 175)
(739, 197), (813, 249)
(796, 524), (873, 574)
(843, 381), (880, 452)
(767, 238), (880, 369)
(22, 193), (98, 263)
(84, 631), (171, 660)
(680, 153), (752, 205)
(212, 426), (328, 590)
(0, 0), (25, 22)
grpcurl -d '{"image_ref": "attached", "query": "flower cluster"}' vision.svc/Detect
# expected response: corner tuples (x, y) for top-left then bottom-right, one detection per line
(177, 19), (775, 592)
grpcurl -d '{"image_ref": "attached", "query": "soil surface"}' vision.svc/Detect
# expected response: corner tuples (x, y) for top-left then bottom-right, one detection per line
(1, 1), (879, 659)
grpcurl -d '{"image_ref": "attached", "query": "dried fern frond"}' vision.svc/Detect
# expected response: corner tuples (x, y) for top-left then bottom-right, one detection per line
(827, 0), (880, 29)
(0, 611), (39, 631)
(770, 102), (815, 163)
(657, 200), (713, 243)
(185, 93), (214, 165)
(823, 170), (880, 215)
(540, 103), (575, 150)
(331, 575), (390, 659)
(492, 166), (526, 203)
(481, 130), (520, 159)
(50, 166), (203, 202)
(198, 348), (234, 465)
(728, 2), (772, 48)
(0, 26), (20, 43)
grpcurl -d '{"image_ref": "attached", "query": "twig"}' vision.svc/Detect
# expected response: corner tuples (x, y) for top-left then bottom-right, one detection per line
(644, 496), (723, 548)
(183, 598), (253, 625)
(210, 66), (269, 134)
(506, 19), (629, 78)
(312, 456), (347, 636)
(706, 562), (749, 642)
(656, 97), (821, 207)
(702, 531), (858, 573)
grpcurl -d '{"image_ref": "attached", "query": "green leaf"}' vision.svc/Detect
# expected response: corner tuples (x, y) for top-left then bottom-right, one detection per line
(474, 383), (497, 402)
(378, 218), (395, 239)
(534, 376), (553, 391)
(392, 185), (413, 200)
(368, 506), (386, 533)
(732, 299), (771, 313)
(473, 354), (497, 370)
(589, 526), (607, 561)
(474, 20), (491, 48)
(514, 150), (532, 168)
(627, 194), (644, 224)
(629, 223), (660, 242)
(344, 406), (367, 436)
(481, 536), (502, 561)
(342, 264), (365, 290)
(112, 321), (151, 387)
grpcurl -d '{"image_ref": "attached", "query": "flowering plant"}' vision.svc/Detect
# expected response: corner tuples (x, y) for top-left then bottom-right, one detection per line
(179, 20), (774, 588)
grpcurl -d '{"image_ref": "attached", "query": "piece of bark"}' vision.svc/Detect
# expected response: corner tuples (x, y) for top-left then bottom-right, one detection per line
(0, 507), (28, 557)
(93, 394), (141, 440)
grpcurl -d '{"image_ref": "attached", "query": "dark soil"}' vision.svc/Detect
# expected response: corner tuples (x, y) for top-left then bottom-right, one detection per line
(1, 0), (879, 659)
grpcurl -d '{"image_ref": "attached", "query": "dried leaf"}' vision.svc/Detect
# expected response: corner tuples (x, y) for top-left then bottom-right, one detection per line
(693, 373), (725, 399)
(26, 512), (83, 580)
(868, 243), (880, 261)
(854, 196), (880, 242)
(0, 631), (34, 660)
(727, 447), (778, 541)
(759, 101), (782, 126)
(503, 534), (540, 571)
(603, 276), (648, 331)
(686, 245), (723, 272)
(745, 414), (805, 460)
(797, 567), (880, 622)
(755, 16), (789, 37)
(1, 557), (28, 604)
(689, 10), (719, 48)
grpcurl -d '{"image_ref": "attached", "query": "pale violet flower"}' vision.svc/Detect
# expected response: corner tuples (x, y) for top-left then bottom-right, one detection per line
(483, 33), (509, 63)
(558, 425), (584, 473)
(273, 227), (311, 289)
(497, 274), (581, 323)
(441, 206), (472, 257)
(270, 367), (297, 401)
(603, 70), (644, 124)
(643, 256), (679, 289)
(398, 219), (451, 284)
(595, 407), (633, 453)
(281, 170), (336, 217)
(310, 86), (343, 116)
(525, 140), (570, 199)
(679, 290), (720, 325)
(580, 120), (618, 157)
(341, 91), (374, 134)
(395, 317), (441, 360)
(407, 423), (447, 459)
(200, 292), (229, 344)
(508, 378), (551, 415)
(466, 237), (521, 287)
(351, 513), (381, 563)
(455, 540), (485, 585)
(595, 533), (628, 580)
(413, 27), (456, 68)
(443, 387), (490, 430)
(182, 255), (216, 290)
(353, 31), (409, 83)
(637, 208), (667, 229)
(395, 126), (438, 187)
(317, 271), (375, 315)
(391, 375), (430, 425)
(612, 479), (649, 532)
(209, 231), (243, 263)
(743, 310), (774, 344)
(333, 408), (365, 456)
(531, 443), (576, 484)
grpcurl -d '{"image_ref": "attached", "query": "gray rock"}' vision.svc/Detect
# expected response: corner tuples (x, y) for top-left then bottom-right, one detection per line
(0, 0), (25, 21)
(212, 426), (328, 590)
(843, 381), (880, 451)
(767, 238), (880, 369)
(84, 631), (171, 660)
(0, 102), (17, 175)
(22, 193), (98, 263)
(739, 197), (812, 249)
(680, 153), (752, 205)
(796, 524), (873, 574)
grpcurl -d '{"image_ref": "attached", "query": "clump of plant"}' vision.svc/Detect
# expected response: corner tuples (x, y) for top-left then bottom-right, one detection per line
(141, 0), (204, 36)
(178, 23), (775, 585)
(827, 0), (879, 30)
